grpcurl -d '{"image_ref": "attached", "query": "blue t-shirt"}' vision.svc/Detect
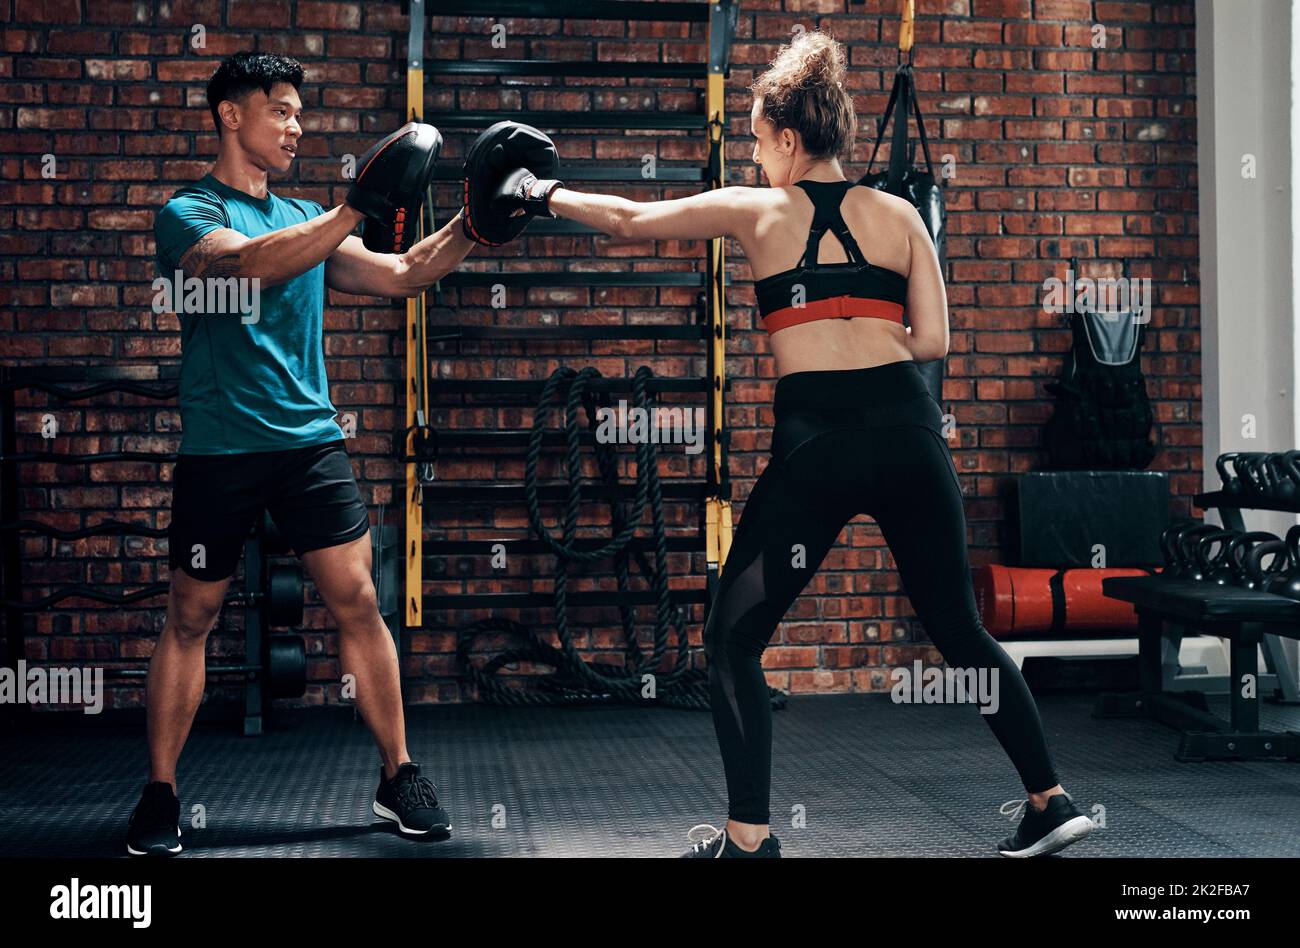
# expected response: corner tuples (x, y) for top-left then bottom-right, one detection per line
(154, 174), (343, 454)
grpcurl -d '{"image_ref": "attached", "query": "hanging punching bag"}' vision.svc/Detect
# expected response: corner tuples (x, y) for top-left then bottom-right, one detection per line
(857, 62), (948, 405)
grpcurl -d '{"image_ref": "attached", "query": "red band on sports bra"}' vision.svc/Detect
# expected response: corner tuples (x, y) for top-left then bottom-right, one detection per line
(761, 295), (905, 335)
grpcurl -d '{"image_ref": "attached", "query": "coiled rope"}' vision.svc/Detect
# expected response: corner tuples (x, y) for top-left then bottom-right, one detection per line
(456, 365), (786, 713)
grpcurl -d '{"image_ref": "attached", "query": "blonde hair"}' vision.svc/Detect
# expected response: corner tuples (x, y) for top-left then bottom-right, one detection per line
(750, 30), (857, 161)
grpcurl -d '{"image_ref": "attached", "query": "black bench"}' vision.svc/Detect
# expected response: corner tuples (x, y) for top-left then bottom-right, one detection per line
(1097, 575), (1300, 761)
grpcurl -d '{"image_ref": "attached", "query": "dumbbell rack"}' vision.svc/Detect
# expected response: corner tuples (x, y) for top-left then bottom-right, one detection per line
(1093, 485), (1300, 762)
(0, 365), (306, 736)
(1193, 487), (1300, 702)
(400, 1), (739, 630)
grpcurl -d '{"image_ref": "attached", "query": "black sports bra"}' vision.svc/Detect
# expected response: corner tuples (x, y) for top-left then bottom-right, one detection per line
(754, 180), (908, 335)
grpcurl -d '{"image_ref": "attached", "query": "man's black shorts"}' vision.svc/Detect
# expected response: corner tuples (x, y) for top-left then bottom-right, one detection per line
(168, 439), (370, 581)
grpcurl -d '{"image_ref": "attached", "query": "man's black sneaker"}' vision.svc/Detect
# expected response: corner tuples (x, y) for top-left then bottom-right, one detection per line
(680, 824), (782, 858)
(126, 781), (182, 857)
(997, 792), (1095, 858)
(373, 762), (451, 836)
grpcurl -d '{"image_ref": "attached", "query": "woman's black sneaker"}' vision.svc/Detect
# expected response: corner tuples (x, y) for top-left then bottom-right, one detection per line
(997, 792), (1095, 857)
(373, 762), (451, 836)
(126, 781), (182, 857)
(680, 824), (782, 858)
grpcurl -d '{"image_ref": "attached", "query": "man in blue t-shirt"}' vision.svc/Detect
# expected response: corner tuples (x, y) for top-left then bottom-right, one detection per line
(128, 52), (486, 856)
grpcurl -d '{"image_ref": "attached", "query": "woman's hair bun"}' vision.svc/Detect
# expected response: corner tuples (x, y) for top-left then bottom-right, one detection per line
(751, 30), (857, 161)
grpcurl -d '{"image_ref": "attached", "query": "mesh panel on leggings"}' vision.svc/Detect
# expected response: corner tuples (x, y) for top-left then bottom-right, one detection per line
(705, 549), (769, 740)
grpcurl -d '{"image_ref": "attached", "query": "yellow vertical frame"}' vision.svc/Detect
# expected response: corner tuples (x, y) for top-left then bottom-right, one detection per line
(705, 0), (732, 578)
(404, 9), (426, 629)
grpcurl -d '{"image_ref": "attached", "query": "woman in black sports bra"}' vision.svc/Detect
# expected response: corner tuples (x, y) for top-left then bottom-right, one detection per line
(515, 30), (1095, 859)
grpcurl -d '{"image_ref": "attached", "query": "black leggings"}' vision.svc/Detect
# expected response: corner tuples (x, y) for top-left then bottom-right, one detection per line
(704, 360), (1060, 825)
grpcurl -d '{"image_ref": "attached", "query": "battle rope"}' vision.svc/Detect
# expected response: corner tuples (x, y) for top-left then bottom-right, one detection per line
(456, 365), (786, 713)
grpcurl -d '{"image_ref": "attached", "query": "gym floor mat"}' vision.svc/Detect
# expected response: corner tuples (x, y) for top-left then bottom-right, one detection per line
(2, 692), (1296, 857)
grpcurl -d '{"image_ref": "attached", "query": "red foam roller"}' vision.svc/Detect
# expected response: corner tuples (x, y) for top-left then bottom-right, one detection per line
(973, 564), (1151, 637)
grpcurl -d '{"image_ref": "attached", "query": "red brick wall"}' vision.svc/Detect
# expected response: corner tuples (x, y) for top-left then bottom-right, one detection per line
(0, 0), (1199, 710)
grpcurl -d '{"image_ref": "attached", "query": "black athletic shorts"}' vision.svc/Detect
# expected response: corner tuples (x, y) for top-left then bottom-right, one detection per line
(167, 439), (370, 582)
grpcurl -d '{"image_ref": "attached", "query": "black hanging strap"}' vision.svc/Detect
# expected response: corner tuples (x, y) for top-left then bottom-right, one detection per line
(866, 63), (937, 188)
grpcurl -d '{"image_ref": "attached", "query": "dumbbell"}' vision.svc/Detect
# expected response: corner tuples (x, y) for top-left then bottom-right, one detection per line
(155, 562), (300, 628)
(266, 562), (304, 628)
(104, 561), (305, 691)
(262, 634), (308, 698)
(261, 511), (304, 627)
(104, 634), (306, 698)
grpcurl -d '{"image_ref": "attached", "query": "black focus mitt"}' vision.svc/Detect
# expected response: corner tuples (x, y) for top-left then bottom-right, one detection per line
(462, 121), (561, 246)
(347, 121), (442, 254)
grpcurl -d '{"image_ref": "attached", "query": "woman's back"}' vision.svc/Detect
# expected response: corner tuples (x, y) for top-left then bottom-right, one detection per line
(734, 181), (947, 377)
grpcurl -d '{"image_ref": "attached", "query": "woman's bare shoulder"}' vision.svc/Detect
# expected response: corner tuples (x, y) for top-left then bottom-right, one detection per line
(734, 185), (797, 239)
(847, 183), (916, 216)
(734, 184), (796, 208)
(845, 185), (926, 241)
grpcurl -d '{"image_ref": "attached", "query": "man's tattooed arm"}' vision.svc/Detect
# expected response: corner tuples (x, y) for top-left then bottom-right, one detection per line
(173, 205), (364, 289)
(176, 228), (246, 280)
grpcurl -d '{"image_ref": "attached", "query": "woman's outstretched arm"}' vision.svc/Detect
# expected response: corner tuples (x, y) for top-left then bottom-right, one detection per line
(547, 185), (763, 242)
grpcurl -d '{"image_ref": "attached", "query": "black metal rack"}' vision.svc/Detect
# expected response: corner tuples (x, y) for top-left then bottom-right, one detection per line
(1093, 485), (1300, 761)
(0, 366), (302, 735)
(405, 0), (740, 626)
(1193, 488), (1300, 702)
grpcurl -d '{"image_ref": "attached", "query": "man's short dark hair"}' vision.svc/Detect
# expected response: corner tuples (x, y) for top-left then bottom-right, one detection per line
(206, 52), (305, 135)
